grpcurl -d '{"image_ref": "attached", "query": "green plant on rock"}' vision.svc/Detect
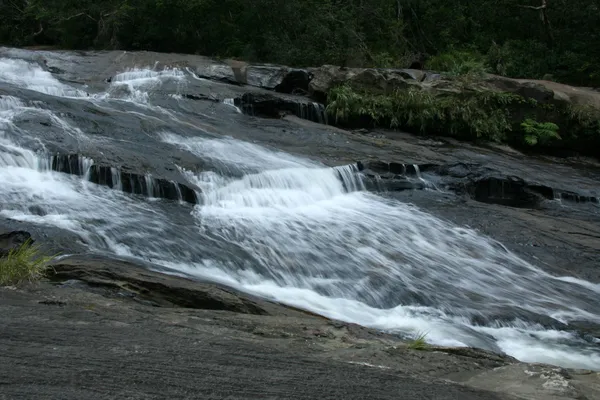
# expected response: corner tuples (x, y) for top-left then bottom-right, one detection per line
(407, 331), (430, 350)
(0, 240), (54, 286)
(520, 119), (561, 146)
(565, 105), (600, 137)
(326, 85), (515, 142)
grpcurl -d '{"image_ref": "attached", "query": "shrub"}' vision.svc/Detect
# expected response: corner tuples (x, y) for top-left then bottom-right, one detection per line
(0, 240), (54, 286)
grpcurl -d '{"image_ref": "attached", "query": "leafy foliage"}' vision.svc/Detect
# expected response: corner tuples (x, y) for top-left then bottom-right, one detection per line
(427, 50), (488, 78)
(327, 85), (515, 142)
(520, 119), (560, 146)
(0, 240), (55, 286)
(1, 1), (599, 85)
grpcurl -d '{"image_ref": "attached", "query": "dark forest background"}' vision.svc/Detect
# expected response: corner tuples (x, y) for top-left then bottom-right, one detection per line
(2, 0), (599, 86)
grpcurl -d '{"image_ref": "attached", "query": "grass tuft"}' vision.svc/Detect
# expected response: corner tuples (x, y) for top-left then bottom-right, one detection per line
(0, 240), (54, 286)
(407, 331), (430, 350)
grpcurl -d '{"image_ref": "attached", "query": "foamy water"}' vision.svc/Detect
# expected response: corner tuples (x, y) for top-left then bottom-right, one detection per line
(0, 55), (598, 370)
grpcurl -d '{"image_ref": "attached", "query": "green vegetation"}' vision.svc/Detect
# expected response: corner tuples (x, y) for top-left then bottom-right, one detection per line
(1, 1), (600, 86)
(2, 0), (600, 156)
(407, 331), (430, 350)
(328, 85), (519, 142)
(0, 240), (54, 286)
(326, 83), (600, 154)
(520, 119), (560, 146)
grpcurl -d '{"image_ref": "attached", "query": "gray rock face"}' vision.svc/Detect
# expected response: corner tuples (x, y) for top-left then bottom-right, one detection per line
(2, 254), (599, 399)
(465, 364), (600, 400)
(0, 230), (32, 257)
(195, 63), (238, 84)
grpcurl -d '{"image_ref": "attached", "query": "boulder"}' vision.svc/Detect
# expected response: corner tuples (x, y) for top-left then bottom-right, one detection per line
(309, 66), (419, 100)
(0, 231), (33, 258)
(195, 60), (313, 94)
(235, 92), (327, 123)
(195, 63), (238, 84)
(245, 65), (311, 94)
(485, 76), (555, 103)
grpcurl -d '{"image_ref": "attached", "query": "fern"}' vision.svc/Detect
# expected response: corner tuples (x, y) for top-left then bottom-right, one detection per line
(520, 119), (561, 146)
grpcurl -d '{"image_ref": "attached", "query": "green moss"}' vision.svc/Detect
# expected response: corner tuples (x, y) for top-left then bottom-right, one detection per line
(0, 240), (55, 286)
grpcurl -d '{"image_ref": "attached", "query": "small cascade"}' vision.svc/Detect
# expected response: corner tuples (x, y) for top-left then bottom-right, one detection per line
(50, 154), (93, 176)
(172, 181), (184, 202)
(0, 58), (88, 98)
(311, 102), (328, 124)
(20, 153), (201, 204)
(110, 167), (123, 190)
(145, 174), (155, 198)
(223, 98), (242, 114)
(335, 164), (365, 193)
(105, 67), (186, 103)
(413, 164), (422, 179)
(294, 102), (327, 124)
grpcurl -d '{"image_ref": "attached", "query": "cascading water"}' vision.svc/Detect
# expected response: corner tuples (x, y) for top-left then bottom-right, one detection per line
(0, 52), (599, 371)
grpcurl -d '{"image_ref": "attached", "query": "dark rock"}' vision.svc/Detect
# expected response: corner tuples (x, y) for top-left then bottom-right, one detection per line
(516, 81), (555, 103)
(246, 65), (309, 93)
(357, 160), (597, 209)
(236, 93), (327, 124)
(48, 255), (271, 315)
(472, 177), (547, 208)
(0, 231), (33, 258)
(275, 69), (312, 94)
(568, 320), (600, 341)
(182, 93), (219, 102)
(50, 154), (199, 204)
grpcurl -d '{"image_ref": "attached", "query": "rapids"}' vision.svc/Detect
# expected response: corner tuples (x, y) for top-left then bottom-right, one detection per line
(0, 48), (598, 370)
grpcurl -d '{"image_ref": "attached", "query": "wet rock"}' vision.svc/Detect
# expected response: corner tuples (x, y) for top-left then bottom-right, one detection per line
(357, 160), (428, 192)
(50, 154), (199, 204)
(236, 92), (327, 123)
(0, 231), (33, 258)
(182, 93), (219, 102)
(568, 321), (600, 341)
(48, 255), (270, 315)
(472, 177), (549, 208)
(357, 160), (599, 209)
(88, 165), (199, 204)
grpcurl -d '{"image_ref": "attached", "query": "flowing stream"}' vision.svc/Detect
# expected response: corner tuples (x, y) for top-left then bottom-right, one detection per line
(0, 50), (599, 370)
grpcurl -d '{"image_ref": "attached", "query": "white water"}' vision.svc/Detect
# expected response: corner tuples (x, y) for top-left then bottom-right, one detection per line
(0, 56), (599, 370)
(0, 58), (88, 98)
(103, 67), (186, 104)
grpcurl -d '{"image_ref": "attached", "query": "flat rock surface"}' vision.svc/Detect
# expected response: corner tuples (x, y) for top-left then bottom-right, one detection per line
(0, 256), (519, 400)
